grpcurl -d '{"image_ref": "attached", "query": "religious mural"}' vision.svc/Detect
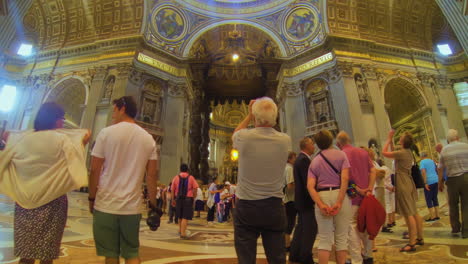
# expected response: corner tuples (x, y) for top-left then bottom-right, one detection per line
(153, 7), (186, 41)
(286, 8), (316, 41)
(283, 5), (320, 43)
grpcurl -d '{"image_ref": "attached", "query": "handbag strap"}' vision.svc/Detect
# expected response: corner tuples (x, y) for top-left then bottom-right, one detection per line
(319, 151), (340, 175)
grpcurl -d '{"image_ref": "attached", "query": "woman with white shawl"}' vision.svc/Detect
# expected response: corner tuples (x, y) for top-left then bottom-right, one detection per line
(0, 102), (90, 264)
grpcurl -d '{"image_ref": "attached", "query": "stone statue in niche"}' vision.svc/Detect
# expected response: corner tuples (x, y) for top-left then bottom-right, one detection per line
(315, 99), (329, 123)
(306, 94), (316, 124)
(262, 39), (276, 58)
(141, 98), (156, 123)
(103, 75), (115, 100)
(430, 82), (441, 105)
(194, 39), (207, 59)
(141, 80), (163, 124)
(354, 73), (370, 103)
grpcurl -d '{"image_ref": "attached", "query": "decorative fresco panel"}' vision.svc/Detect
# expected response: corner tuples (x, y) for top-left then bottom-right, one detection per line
(284, 7), (318, 42)
(153, 7), (186, 42)
(154, 8), (185, 41)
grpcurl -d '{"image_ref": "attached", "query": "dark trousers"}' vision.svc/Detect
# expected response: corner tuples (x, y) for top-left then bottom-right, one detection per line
(169, 204), (178, 223)
(289, 209), (317, 264)
(447, 173), (468, 236)
(234, 197), (286, 264)
(285, 201), (297, 235)
(207, 204), (216, 222)
(423, 183), (439, 208)
(223, 202), (232, 222)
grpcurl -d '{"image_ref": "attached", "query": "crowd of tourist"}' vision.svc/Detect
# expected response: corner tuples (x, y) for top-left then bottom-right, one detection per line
(0, 95), (467, 264)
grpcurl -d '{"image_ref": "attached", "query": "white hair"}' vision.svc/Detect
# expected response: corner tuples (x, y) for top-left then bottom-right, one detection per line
(252, 97), (277, 127)
(447, 129), (459, 143)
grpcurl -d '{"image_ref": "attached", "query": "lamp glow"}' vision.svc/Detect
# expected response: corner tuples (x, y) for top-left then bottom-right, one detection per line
(0, 85), (17, 112)
(17, 44), (33, 57)
(437, 44), (453, 56)
(232, 53), (239, 62)
(231, 149), (239, 161)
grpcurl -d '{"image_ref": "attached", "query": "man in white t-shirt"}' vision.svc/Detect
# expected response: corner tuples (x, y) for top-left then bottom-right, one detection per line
(89, 96), (158, 264)
(232, 97), (291, 264)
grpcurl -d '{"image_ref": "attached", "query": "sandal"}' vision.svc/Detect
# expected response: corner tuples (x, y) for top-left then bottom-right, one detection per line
(402, 232), (409, 239)
(400, 243), (416, 252)
(416, 238), (424, 246)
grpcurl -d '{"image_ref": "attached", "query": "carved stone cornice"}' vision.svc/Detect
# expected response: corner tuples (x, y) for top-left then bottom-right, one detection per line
(324, 65), (343, 83)
(116, 63), (132, 78)
(416, 72), (434, 86)
(284, 82), (302, 97)
(129, 68), (144, 85)
(361, 64), (377, 80)
(434, 75), (452, 89)
(376, 71), (388, 88)
(168, 82), (186, 98)
(89, 66), (108, 82)
(336, 61), (353, 78)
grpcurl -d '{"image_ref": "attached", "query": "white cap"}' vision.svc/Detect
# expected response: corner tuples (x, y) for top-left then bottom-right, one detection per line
(225, 181), (231, 185)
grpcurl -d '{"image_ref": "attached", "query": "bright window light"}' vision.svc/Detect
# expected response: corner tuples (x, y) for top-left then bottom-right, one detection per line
(437, 44), (453, 56)
(17, 43), (33, 57)
(0, 85), (17, 112)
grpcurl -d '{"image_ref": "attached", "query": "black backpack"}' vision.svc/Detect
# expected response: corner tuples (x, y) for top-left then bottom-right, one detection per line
(177, 175), (189, 200)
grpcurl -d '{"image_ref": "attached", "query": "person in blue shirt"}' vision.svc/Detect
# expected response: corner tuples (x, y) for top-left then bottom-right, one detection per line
(419, 152), (440, 221)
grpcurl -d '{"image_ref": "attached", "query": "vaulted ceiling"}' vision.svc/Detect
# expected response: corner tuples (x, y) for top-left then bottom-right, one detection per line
(6, 0), (460, 55)
(22, 0), (143, 50)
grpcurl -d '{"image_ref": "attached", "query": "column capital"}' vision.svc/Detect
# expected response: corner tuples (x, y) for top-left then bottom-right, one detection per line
(168, 82), (187, 98)
(284, 82), (302, 97)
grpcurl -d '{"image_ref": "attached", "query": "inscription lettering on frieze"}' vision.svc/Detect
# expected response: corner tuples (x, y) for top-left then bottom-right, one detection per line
(284, 52), (334, 77)
(137, 53), (186, 77)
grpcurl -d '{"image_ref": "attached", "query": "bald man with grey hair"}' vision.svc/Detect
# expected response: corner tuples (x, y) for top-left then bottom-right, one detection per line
(336, 131), (376, 264)
(232, 97), (292, 263)
(438, 129), (468, 238)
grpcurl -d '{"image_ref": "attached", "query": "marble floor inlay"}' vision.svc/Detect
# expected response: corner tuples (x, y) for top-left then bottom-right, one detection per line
(0, 191), (467, 263)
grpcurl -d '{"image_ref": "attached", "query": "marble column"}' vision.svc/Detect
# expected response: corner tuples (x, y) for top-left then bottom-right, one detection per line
(283, 82), (306, 153)
(80, 67), (107, 131)
(188, 84), (203, 179)
(199, 102), (211, 183)
(106, 64), (132, 125)
(436, 76), (468, 141)
(159, 82), (187, 185)
(416, 72), (448, 144)
(325, 65), (354, 140)
(362, 65), (391, 148)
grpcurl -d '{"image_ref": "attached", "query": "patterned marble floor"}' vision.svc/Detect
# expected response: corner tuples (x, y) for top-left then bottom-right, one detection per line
(0, 191), (467, 264)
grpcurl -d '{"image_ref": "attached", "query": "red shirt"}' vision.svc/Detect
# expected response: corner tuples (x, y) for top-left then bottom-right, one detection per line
(171, 172), (199, 198)
(341, 144), (374, 206)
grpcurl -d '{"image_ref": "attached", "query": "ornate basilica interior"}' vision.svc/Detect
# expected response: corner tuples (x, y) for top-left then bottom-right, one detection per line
(0, 0), (468, 263)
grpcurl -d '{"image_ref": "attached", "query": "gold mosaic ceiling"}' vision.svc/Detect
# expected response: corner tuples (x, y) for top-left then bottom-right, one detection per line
(327, 0), (449, 51)
(22, 0), (143, 50)
(17, 0), (461, 54)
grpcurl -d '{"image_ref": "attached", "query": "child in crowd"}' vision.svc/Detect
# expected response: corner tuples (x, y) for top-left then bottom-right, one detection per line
(194, 180), (204, 218)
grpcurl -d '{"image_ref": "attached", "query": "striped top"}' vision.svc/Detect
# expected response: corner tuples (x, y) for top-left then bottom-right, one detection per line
(439, 141), (468, 177)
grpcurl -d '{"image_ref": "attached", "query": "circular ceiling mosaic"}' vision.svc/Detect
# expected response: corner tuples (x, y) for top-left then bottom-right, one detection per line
(282, 6), (320, 42)
(176, 0), (292, 16)
(151, 5), (187, 42)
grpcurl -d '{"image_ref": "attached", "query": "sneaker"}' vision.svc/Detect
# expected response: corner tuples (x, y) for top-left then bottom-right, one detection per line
(433, 217), (440, 220)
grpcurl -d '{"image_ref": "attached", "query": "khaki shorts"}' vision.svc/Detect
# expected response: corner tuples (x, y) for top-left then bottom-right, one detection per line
(93, 210), (141, 259)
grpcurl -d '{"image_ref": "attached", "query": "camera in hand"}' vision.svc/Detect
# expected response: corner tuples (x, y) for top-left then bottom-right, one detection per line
(146, 205), (163, 231)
